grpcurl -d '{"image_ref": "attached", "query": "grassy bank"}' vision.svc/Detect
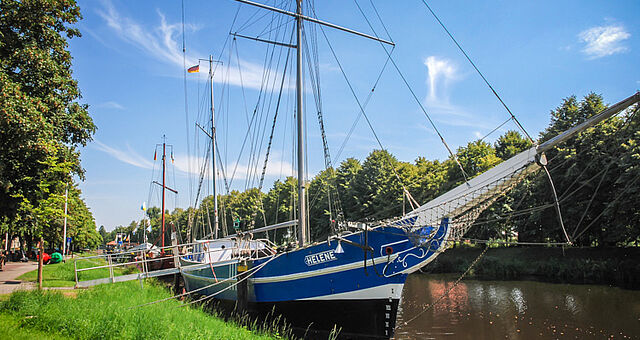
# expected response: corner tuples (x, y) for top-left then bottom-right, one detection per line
(423, 246), (640, 289)
(18, 255), (133, 287)
(7, 257), (292, 339)
(0, 280), (284, 339)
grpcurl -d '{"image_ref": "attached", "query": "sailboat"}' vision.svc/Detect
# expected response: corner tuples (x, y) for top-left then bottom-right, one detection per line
(177, 0), (640, 338)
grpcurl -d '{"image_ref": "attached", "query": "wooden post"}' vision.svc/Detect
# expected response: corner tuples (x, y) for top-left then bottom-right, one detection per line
(37, 236), (44, 290)
(74, 259), (79, 288)
(237, 260), (248, 314)
(108, 254), (114, 283)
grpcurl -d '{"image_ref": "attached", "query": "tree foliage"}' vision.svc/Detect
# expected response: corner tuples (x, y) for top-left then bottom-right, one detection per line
(0, 0), (98, 250)
(119, 94), (638, 249)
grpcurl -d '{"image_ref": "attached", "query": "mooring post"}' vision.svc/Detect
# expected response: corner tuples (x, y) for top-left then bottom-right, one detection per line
(107, 254), (114, 283)
(237, 260), (248, 314)
(74, 259), (79, 288)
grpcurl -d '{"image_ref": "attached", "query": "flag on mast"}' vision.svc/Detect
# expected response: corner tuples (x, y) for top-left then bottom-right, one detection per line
(187, 65), (199, 73)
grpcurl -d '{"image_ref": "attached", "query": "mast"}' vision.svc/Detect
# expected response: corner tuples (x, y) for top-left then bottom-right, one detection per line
(152, 137), (177, 249)
(161, 136), (166, 250)
(210, 56), (219, 239)
(295, 0), (307, 246)
(232, 0), (394, 246)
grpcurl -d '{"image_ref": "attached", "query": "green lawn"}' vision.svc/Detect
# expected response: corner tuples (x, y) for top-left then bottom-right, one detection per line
(18, 255), (133, 287)
(0, 280), (283, 339)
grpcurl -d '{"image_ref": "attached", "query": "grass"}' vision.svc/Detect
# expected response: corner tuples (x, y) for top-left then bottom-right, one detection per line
(5, 256), (291, 339)
(18, 254), (135, 287)
(0, 280), (282, 339)
(0, 313), (69, 340)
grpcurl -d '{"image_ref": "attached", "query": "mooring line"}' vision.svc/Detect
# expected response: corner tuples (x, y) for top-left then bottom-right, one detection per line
(403, 245), (488, 325)
(175, 253), (283, 308)
(131, 253), (281, 309)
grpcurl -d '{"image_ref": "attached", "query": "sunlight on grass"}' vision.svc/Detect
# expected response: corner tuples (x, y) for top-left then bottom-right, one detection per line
(1, 281), (279, 339)
(18, 254), (136, 287)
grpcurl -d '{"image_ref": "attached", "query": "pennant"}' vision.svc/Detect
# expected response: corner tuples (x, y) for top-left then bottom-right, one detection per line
(153, 150), (157, 161)
(141, 202), (146, 211)
(187, 65), (200, 73)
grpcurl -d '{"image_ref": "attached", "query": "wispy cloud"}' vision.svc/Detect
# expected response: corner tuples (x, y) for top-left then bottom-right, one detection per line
(579, 23), (630, 59)
(424, 56), (458, 104)
(423, 56), (469, 118)
(96, 101), (125, 110)
(172, 151), (295, 184)
(93, 140), (154, 169)
(97, 1), (288, 90)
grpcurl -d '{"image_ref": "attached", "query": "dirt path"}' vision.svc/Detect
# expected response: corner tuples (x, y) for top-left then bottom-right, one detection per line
(0, 261), (37, 295)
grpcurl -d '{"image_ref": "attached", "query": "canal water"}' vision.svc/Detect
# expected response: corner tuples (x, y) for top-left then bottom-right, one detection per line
(395, 274), (640, 339)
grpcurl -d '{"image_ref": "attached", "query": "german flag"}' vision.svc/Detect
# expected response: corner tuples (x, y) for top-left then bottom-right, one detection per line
(187, 65), (199, 73)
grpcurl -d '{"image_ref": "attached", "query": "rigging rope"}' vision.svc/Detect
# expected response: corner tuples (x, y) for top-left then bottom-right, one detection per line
(181, 0), (193, 210)
(420, 0), (534, 143)
(310, 2), (420, 210)
(543, 165), (571, 244)
(350, 0), (470, 185)
(403, 245), (488, 325)
(177, 253), (284, 308)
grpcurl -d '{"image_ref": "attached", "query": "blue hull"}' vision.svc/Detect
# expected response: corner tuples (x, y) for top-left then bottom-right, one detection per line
(180, 217), (450, 338)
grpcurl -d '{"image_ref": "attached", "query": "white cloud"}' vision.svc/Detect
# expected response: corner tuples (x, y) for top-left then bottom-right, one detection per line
(96, 101), (125, 110)
(172, 150), (295, 185)
(424, 56), (458, 104)
(422, 56), (476, 123)
(93, 140), (154, 169)
(97, 1), (289, 90)
(579, 24), (630, 59)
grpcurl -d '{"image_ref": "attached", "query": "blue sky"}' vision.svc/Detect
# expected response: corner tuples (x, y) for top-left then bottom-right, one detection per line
(71, 0), (640, 231)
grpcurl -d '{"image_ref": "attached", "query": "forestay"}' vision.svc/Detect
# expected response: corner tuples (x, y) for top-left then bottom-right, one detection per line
(405, 91), (640, 242)
(407, 146), (539, 240)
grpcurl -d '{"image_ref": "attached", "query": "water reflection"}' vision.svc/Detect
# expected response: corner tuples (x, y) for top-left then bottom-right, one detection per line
(396, 274), (640, 339)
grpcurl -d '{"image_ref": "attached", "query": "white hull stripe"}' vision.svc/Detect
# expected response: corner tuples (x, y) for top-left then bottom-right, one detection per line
(252, 253), (403, 284)
(298, 283), (404, 301)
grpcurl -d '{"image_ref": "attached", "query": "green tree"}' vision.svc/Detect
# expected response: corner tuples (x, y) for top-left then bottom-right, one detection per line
(336, 158), (362, 221)
(495, 130), (533, 160)
(0, 0), (96, 245)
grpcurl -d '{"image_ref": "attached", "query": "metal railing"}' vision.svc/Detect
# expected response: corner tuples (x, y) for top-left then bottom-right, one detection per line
(73, 238), (277, 288)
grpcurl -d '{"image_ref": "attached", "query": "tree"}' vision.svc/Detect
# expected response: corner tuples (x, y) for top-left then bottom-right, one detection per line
(0, 0), (96, 244)
(336, 158), (362, 221)
(98, 225), (107, 244)
(495, 130), (532, 160)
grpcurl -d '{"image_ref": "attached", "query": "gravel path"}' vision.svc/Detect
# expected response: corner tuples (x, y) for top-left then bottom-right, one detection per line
(0, 261), (37, 295)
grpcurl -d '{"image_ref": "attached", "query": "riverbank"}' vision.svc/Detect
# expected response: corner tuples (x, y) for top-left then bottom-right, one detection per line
(0, 280), (286, 339)
(0, 259), (290, 339)
(423, 246), (640, 289)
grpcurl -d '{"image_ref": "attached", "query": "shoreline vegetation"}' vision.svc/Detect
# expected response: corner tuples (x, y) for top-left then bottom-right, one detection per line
(1, 260), (291, 340)
(0, 281), (286, 340)
(423, 246), (640, 290)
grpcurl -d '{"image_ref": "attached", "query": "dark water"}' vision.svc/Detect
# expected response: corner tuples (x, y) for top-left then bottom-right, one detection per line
(395, 274), (640, 339)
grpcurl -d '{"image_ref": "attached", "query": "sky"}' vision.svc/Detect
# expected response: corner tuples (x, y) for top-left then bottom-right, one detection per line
(69, 0), (640, 231)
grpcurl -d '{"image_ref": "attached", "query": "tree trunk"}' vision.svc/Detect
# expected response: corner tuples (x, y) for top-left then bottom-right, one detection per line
(37, 236), (44, 290)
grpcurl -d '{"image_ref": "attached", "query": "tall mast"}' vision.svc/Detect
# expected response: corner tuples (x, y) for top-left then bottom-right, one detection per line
(232, 0), (394, 246)
(161, 136), (166, 250)
(210, 56), (219, 239)
(295, 0), (307, 246)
